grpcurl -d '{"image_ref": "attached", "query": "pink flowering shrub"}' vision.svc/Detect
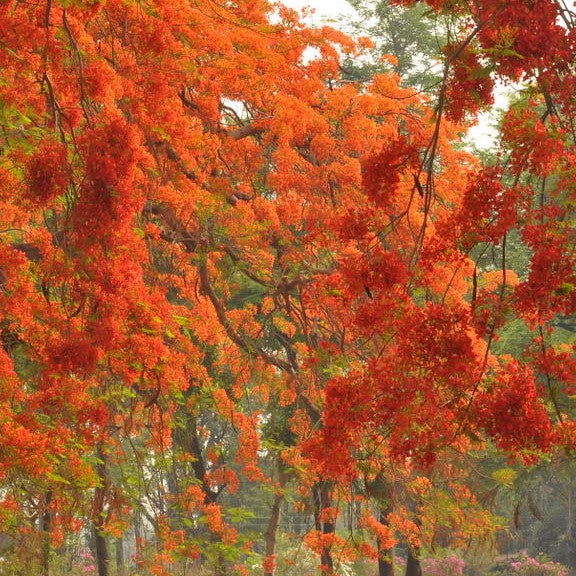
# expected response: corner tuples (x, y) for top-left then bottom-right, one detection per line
(509, 555), (569, 576)
(75, 550), (97, 576)
(421, 554), (465, 576)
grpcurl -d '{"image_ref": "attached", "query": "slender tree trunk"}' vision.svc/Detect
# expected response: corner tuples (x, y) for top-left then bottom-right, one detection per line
(134, 510), (143, 557)
(93, 527), (109, 576)
(313, 481), (335, 574)
(264, 493), (284, 576)
(209, 529), (229, 576)
(93, 448), (110, 576)
(405, 546), (422, 576)
(403, 490), (422, 576)
(365, 473), (395, 576)
(568, 489), (572, 541)
(173, 410), (225, 574)
(115, 538), (126, 576)
(379, 554), (395, 576)
(172, 411), (219, 504)
(174, 414), (226, 574)
(263, 463), (290, 576)
(40, 491), (52, 576)
(377, 508), (394, 576)
(561, 488), (576, 567)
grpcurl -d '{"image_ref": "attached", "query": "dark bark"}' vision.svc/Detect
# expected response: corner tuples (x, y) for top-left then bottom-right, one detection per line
(133, 511), (143, 556)
(405, 546), (422, 576)
(365, 474), (395, 576)
(172, 412), (228, 575)
(93, 448), (110, 576)
(378, 506), (395, 576)
(264, 493), (284, 576)
(379, 555), (395, 576)
(313, 481), (335, 573)
(115, 538), (126, 576)
(40, 491), (52, 576)
(172, 412), (220, 504)
(93, 527), (109, 576)
(264, 466), (290, 576)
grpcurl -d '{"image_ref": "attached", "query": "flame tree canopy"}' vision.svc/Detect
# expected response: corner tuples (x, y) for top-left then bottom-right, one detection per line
(1, 0), (576, 574)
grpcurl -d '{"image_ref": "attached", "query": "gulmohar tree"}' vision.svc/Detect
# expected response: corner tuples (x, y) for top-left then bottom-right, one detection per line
(335, 0), (576, 570)
(1, 0), (576, 574)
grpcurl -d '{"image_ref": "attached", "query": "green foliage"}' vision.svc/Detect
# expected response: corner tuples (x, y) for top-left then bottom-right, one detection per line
(341, 0), (444, 88)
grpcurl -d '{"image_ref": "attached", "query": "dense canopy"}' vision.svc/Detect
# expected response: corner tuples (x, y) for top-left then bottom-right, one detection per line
(1, 0), (576, 574)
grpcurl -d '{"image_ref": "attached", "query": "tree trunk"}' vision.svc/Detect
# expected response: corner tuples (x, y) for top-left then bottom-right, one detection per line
(172, 411), (219, 504)
(379, 554), (395, 576)
(115, 538), (126, 576)
(134, 510), (141, 549)
(365, 473), (395, 576)
(313, 481), (335, 574)
(93, 527), (109, 576)
(264, 465), (290, 576)
(40, 491), (52, 576)
(264, 493), (284, 576)
(93, 448), (109, 576)
(405, 547), (422, 576)
(378, 507), (394, 576)
(560, 488), (576, 568)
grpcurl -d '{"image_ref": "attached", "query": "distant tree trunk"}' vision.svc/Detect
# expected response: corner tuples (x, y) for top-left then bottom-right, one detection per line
(40, 491), (52, 576)
(166, 468), (183, 528)
(365, 473), (395, 576)
(264, 466), (289, 576)
(568, 489), (572, 541)
(134, 510), (143, 556)
(93, 448), (110, 576)
(212, 542), (229, 576)
(93, 527), (109, 576)
(405, 546), (422, 576)
(172, 411), (220, 504)
(115, 538), (126, 576)
(173, 410), (227, 574)
(561, 489), (576, 568)
(313, 481), (335, 574)
(403, 491), (422, 576)
(378, 507), (394, 576)
(379, 554), (395, 576)
(264, 493), (284, 576)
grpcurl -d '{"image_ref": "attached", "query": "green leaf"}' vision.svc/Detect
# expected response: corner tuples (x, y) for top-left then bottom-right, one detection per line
(491, 468), (517, 487)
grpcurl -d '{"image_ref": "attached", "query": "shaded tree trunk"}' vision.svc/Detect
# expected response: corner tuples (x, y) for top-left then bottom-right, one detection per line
(313, 481), (335, 573)
(405, 546), (422, 576)
(40, 491), (52, 576)
(264, 466), (289, 576)
(264, 493), (284, 576)
(172, 411), (220, 505)
(173, 411), (228, 574)
(379, 554), (395, 576)
(115, 538), (126, 576)
(560, 488), (576, 568)
(404, 491), (422, 576)
(365, 473), (395, 576)
(93, 448), (110, 576)
(93, 527), (109, 576)
(378, 506), (395, 576)
(133, 510), (144, 560)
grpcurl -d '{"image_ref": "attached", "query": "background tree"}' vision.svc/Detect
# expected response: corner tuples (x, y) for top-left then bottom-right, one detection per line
(341, 0), (445, 88)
